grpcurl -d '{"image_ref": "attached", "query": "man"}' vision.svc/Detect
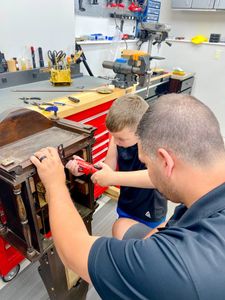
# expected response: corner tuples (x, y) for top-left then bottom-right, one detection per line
(31, 94), (225, 300)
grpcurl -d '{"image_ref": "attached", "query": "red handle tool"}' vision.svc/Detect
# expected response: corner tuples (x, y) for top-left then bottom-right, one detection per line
(76, 159), (100, 175)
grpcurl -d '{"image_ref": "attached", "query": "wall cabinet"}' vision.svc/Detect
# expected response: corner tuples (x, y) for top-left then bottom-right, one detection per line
(172, 0), (224, 9)
(172, 0), (192, 9)
(214, 0), (225, 9)
(192, 0), (215, 8)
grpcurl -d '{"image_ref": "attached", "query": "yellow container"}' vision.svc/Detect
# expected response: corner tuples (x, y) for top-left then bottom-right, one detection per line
(50, 67), (72, 85)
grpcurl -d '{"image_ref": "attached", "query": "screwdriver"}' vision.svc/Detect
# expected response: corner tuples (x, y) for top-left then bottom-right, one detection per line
(67, 96), (80, 103)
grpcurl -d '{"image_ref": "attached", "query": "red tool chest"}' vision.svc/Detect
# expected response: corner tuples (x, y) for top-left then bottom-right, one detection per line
(66, 99), (115, 199)
(0, 204), (24, 282)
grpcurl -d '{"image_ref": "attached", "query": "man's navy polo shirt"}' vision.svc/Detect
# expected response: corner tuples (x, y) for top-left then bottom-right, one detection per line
(88, 183), (225, 300)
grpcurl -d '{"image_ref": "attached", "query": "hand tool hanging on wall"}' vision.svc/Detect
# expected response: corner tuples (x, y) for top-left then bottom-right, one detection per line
(120, 18), (125, 32)
(116, 0), (125, 8)
(30, 46), (36, 69)
(107, 0), (117, 7)
(91, 0), (99, 4)
(78, 0), (85, 11)
(128, 1), (142, 12)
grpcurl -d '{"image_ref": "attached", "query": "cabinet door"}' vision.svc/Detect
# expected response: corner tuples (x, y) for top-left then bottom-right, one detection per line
(191, 0), (215, 8)
(214, 0), (225, 9)
(171, 0), (192, 8)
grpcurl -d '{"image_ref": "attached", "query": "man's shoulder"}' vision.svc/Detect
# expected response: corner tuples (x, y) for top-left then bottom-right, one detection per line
(88, 235), (197, 299)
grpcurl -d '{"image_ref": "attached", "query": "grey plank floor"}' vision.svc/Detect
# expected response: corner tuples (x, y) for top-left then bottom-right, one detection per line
(0, 198), (117, 300)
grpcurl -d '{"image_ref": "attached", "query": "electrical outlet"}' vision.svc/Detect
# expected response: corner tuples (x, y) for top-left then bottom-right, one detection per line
(214, 49), (223, 60)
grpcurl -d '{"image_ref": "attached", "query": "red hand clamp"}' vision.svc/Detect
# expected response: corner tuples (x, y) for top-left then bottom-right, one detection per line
(128, 2), (142, 12)
(76, 159), (100, 175)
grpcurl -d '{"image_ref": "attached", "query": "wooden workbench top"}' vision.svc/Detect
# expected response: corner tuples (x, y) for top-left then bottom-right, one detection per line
(29, 86), (134, 119)
(27, 72), (171, 119)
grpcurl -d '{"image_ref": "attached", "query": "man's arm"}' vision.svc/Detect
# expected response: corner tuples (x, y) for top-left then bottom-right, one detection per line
(30, 147), (99, 283)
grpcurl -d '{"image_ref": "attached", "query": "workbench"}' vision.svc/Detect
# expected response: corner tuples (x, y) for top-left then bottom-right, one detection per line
(0, 73), (172, 198)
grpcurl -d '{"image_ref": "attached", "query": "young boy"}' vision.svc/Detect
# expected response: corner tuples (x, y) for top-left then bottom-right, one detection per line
(66, 94), (167, 236)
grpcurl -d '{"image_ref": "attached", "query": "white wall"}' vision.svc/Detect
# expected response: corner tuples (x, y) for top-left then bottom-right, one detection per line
(160, 1), (225, 40)
(0, 0), (75, 64)
(74, 15), (139, 77)
(158, 0), (225, 136)
(75, 15), (136, 37)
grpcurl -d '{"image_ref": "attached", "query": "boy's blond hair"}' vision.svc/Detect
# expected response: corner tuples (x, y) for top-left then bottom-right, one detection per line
(106, 94), (148, 132)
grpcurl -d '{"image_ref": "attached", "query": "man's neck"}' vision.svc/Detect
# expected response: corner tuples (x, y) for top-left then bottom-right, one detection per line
(179, 160), (225, 208)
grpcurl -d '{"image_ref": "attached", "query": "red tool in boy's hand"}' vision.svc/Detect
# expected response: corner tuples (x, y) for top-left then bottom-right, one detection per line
(76, 159), (101, 175)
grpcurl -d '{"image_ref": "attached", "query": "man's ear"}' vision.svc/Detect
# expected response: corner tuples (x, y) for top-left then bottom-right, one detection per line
(157, 148), (174, 177)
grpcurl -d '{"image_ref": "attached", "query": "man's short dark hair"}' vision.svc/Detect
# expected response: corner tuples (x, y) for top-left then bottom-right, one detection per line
(137, 93), (225, 165)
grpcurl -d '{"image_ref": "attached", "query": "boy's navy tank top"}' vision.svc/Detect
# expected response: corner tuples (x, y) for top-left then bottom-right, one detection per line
(117, 144), (167, 222)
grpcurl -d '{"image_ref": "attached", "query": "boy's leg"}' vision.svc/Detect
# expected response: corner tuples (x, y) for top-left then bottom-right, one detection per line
(112, 218), (151, 240)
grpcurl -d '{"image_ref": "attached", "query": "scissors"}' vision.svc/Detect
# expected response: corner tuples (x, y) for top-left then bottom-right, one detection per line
(47, 50), (66, 65)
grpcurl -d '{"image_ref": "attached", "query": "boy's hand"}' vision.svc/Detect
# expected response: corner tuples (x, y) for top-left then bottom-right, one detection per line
(91, 162), (115, 187)
(30, 147), (66, 191)
(65, 155), (84, 176)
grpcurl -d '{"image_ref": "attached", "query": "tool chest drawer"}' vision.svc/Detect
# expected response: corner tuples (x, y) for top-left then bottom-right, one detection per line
(93, 147), (109, 164)
(94, 130), (109, 145)
(92, 139), (110, 156)
(82, 112), (108, 128)
(180, 77), (194, 92)
(66, 100), (114, 122)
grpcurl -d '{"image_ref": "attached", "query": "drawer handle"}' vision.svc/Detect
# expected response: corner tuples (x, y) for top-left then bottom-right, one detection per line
(92, 147), (109, 159)
(93, 139), (110, 151)
(80, 110), (109, 124)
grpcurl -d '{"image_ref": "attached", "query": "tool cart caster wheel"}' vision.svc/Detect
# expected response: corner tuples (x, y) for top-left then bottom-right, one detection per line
(2, 264), (20, 282)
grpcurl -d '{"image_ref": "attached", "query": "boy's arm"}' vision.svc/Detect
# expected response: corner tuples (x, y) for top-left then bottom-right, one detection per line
(103, 136), (118, 171)
(91, 164), (155, 188)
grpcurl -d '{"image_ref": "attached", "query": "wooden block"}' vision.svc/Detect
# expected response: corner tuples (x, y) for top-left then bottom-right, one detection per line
(74, 179), (89, 195)
(104, 186), (120, 201)
(36, 214), (43, 230)
(65, 267), (80, 290)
